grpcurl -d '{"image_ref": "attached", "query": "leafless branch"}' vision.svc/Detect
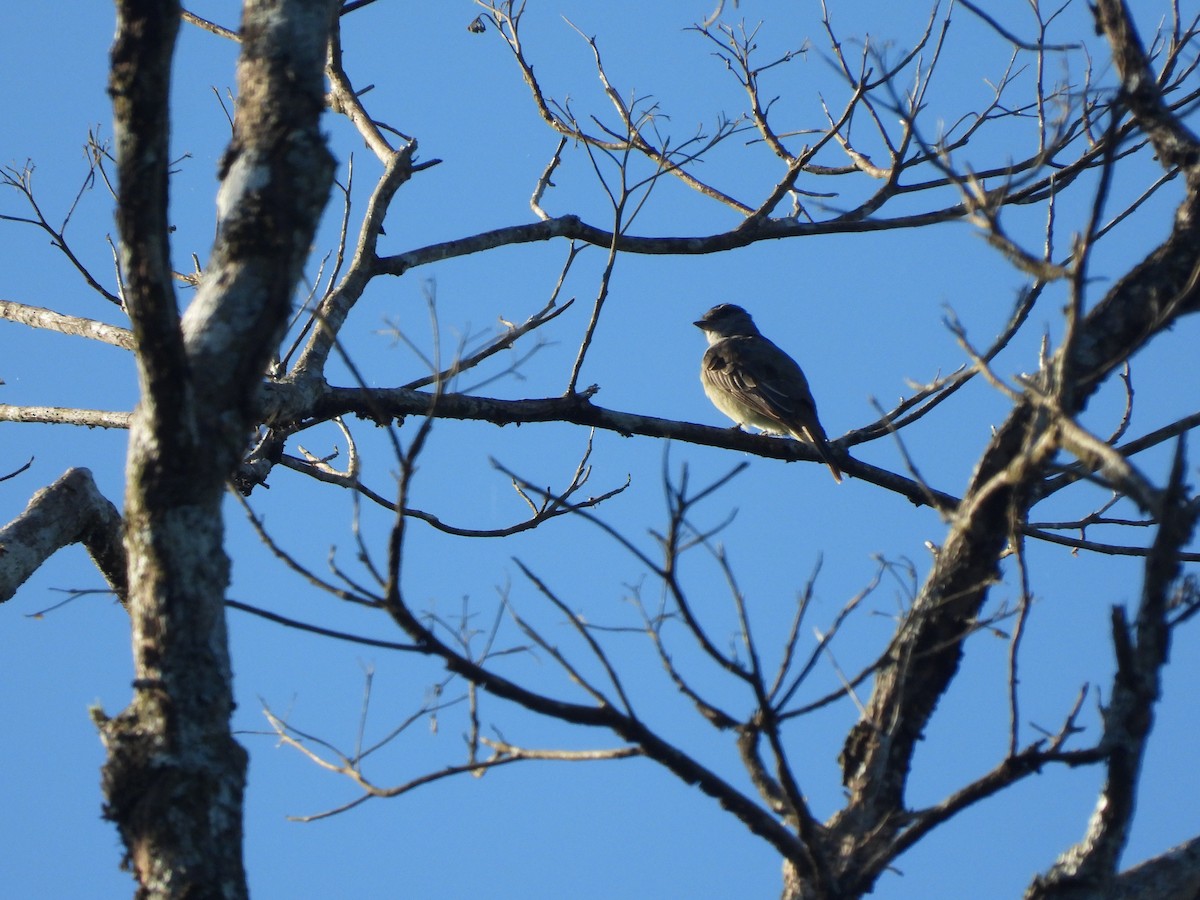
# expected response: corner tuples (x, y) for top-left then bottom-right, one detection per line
(0, 468), (126, 605)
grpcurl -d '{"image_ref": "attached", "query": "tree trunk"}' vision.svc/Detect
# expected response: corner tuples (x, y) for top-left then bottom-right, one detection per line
(94, 2), (337, 895)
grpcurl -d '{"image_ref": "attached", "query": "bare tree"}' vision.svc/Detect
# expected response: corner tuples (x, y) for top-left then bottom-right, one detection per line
(2, 1), (1199, 898)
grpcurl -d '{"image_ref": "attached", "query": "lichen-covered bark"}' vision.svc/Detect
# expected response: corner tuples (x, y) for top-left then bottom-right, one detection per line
(96, 2), (337, 896)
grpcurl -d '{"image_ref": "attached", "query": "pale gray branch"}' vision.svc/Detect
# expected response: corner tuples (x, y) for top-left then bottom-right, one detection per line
(0, 404), (132, 428)
(0, 299), (134, 350)
(0, 468), (126, 605)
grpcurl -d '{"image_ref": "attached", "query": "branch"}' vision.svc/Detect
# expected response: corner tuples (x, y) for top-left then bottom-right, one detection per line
(0, 468), (127, 605)
(0, 163), (124, 306)
(0, 405), (132, 428)
(225, 599), (416, 651)
(98, 4), (340, 898)
(827, 4), (1200, 872)
(292, 144), (420, 380)
(0, 300), (133, 349)
(1092, 0), (1200, 171)
(376, 204), (1004, 276)
(1091, 837), (1200, 900)
(182, 8), (239, 41)
(110, 0), (189, 430)
(376, 405), (811, 869)
(1031, 438), (1198, 896)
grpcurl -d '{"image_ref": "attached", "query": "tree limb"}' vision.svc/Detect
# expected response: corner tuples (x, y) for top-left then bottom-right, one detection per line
(0, 468), (126, 605)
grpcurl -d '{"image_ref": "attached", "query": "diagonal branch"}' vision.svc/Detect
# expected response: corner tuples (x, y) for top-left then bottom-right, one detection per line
(1092, 0), (1200, 171)
(0, 468), (127, 606)
(1030, 438), (1198, 896)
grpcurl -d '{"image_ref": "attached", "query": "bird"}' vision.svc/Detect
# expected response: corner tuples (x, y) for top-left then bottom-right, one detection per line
(694, 303), (843, 483)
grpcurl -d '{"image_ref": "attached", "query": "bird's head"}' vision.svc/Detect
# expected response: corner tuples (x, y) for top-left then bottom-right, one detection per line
(694, 303), (760, 341)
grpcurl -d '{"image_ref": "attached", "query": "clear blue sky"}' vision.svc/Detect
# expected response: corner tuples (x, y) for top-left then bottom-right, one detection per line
(2, 2), (1198, 898)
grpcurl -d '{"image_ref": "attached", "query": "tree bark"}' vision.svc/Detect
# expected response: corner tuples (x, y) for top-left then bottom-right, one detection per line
(0, 468), (126, 605)
(95, 2), (337, 896)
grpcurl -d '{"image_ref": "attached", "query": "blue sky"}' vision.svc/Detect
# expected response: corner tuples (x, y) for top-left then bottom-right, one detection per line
(2, 2), (1198, 898)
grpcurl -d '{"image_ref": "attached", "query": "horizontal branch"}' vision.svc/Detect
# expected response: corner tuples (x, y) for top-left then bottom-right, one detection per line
(0, 404), (132, 428)
(13, 382), (1183, 557)
(264, 382), (957, 508)
(376, 204), (976, 276)
(12, 380), (1189, 564)
(0, 299), (134, 350)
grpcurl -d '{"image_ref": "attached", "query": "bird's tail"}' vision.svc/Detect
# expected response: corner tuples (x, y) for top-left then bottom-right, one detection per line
(817, 445), (844, 484)
(822, 456), (843, 484)
(798, 429), (843, 484)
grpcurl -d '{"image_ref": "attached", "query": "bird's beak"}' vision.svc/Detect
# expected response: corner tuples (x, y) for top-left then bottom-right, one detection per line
(693, 320), (708, 330)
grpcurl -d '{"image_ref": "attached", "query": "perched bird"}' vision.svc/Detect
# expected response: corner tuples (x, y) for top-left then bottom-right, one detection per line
(695, 303), (843, 483)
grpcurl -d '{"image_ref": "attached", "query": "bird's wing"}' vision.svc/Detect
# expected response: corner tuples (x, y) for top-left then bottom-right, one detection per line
(704, 336), (823, 437)
(703, 336), (844, 482)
